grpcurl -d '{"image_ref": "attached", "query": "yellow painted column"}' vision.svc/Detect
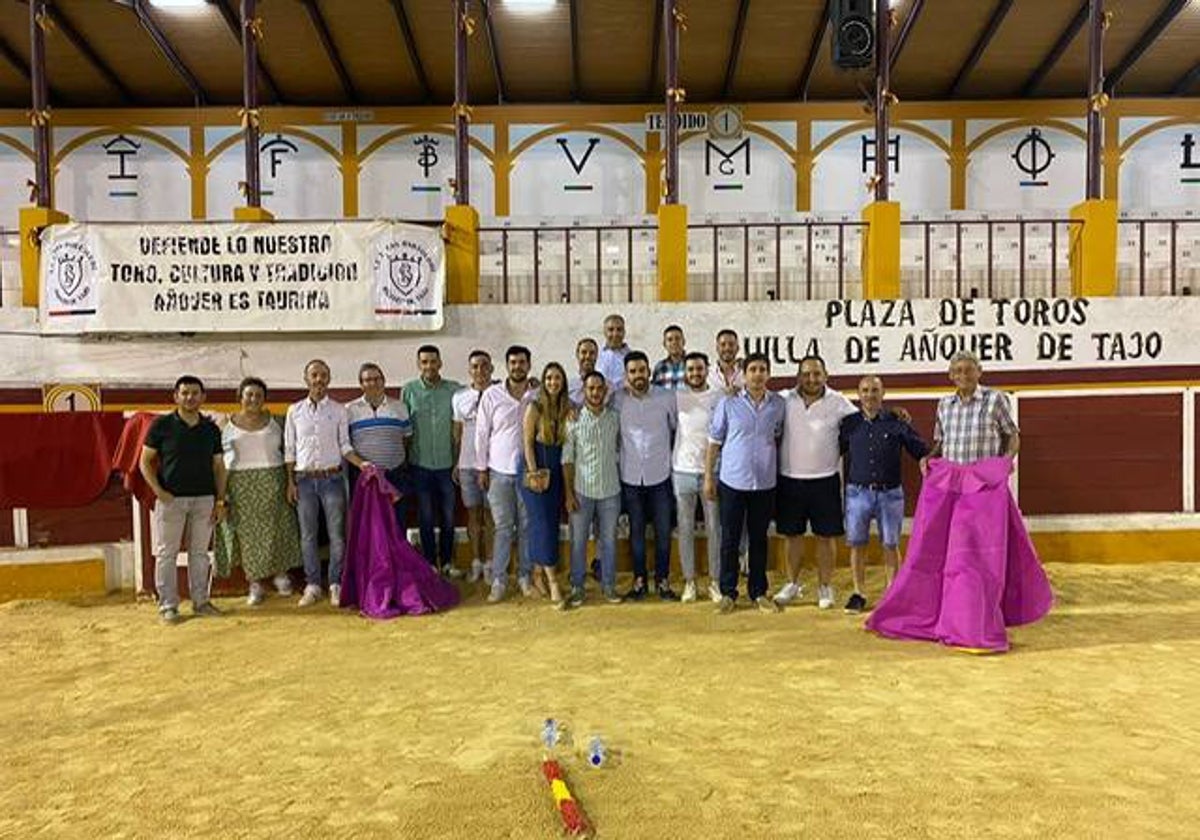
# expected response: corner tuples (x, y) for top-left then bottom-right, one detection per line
(493, 119), (510, 217)
(341, 122), (359, 219)
(1103, 114), (1120, 202)
(795, 118), (812, 212)
(656, 203), (688, 302)
(188, 124), (207, 220)
(233, 206), (274, 222)
(444, 203), (480, 304)
(645, 132), (662, 214)
(1069, 198), (1117, 296)
(860, 200), (900, 300)
(950, 118), (967, 210)
(19, 206), (69, 308)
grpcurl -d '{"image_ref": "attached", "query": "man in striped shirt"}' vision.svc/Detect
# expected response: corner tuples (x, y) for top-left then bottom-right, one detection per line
(346, 362), (412, 531)
(562, 371), (623, 606)
(922, 351), (1020, 470)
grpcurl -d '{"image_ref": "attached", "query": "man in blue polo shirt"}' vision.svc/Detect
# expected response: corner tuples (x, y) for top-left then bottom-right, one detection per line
(704, 353), (786, 615)
(839, 375), (928, 614)
(140, 374), (227, 624)
(347, 362), (412, 530)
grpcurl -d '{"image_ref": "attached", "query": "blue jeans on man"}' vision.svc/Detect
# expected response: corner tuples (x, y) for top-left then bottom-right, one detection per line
(622, 479), (673, 585)
(487, 470), (531, 583)
(569, 493), (620, 591)
(411, 465), (456, 568)
(297, 474), (346, 589)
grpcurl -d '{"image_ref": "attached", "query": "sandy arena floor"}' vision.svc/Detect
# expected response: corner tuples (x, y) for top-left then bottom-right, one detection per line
(2, 562), (1198, 839)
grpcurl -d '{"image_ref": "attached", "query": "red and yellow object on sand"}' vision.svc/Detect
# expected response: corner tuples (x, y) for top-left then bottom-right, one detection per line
(541, 758), (592, 837)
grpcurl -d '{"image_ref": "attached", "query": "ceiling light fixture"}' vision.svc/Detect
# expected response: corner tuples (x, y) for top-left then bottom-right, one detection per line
(504, 0), (557, 12)
(147, 0), (208, 9)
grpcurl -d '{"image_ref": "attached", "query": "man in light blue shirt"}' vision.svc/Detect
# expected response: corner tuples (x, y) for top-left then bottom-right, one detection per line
(705, 352), (786, 614)
(612, 350), (678, 601)
(596, 313), (630, 386)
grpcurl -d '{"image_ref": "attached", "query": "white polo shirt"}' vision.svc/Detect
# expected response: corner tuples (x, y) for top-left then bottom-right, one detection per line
(779, 387), (857, 479)
(452, 384), (488, 471)
(673, 386), (723, 474)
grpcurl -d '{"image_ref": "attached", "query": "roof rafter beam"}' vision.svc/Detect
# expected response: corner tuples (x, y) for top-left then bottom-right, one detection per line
(947, 0), (1014, 97)
(645, 0), (664, 100)
(889, 0), (924, 70)
(1105, 0), (1190, 94)
(720, 0), (750, 101)
(0, 31), (65, 100)
(387, 0), (430, 102)
(300, 0), (358, 103)
(795, 0), (830, 100)
(46, 2), (137, 102)
(568, 0), (580, 100)
(210, 0), (282, 103)
(1171, 59), (1200, 95)
(478, 0), (507, 103)
(1020, 0), (1088, 97)
(129, 0), (208, 105)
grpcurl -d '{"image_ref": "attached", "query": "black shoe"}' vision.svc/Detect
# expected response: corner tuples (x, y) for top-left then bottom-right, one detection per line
(623, 582), (648, 602)
(567, 586), (586, 607)
(844, 592), (868, 614)
(657, 582), (680, 602)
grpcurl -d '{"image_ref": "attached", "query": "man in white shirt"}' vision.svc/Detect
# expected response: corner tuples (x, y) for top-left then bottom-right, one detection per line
(285, 359), (369, 608)
(568, 337), (602, 406)
(707, 328), (744, 395)
(476, 344), (538, 602)
(672, 351), (724, 603)
(772, 355), (858, 610)
(596, 313), (630, 386)
(346, 361), (412, 526)
(452, 349), (496, 583)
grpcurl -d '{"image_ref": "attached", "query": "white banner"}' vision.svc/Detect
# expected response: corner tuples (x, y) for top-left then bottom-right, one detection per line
(38, 220), (445, 333)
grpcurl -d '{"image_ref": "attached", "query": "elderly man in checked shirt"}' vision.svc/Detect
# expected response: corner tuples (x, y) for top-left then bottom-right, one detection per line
(920, 350), (1020, 473)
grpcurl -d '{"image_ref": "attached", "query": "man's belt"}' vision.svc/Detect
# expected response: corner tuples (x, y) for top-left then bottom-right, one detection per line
(853, 481), (900, 491)
(295, 466), (342, 479)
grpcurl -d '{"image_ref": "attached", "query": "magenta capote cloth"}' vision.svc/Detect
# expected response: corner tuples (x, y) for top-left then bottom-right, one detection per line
(865, 456), (1053, 652)
(340, 465), (460, 619)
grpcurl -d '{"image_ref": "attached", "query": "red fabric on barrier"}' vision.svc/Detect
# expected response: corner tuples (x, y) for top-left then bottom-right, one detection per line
(0, 412), (126, 509)
(111, 412), (159, 510)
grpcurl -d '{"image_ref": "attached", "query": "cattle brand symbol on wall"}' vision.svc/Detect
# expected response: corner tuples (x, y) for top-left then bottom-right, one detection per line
(557, 137), (600, 192)
(103, 134), (140, 199)
(706, 139), (750, 191)
(1181, 133), (1200, 184)
(414, 134), (440, 178)
(1013, 128), (1054, 187)
(372, 236), (437, 316)
(260, 133), (299, 195)
(44, 239), (98, 316)
(860, 135), (900, 174)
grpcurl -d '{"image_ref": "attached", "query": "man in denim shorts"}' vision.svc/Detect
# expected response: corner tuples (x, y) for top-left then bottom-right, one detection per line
(453, 349), (497, 583)
(838, 376), (928, 614)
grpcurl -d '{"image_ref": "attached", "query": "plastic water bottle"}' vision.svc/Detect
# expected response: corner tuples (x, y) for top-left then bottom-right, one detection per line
(541, 718), (570, 750)
(584, 736), (618, 768)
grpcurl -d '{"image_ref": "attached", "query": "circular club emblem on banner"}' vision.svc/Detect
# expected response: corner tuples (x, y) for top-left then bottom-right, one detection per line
(371, 236), (436, 315)
(45, 239), (99, 313)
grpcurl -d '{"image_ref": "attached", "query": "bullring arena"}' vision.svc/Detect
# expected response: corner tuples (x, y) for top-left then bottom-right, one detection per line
(1, 1), (1199, 838)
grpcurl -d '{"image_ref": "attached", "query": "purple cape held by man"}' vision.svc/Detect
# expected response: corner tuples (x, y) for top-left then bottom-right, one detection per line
(865, 456), (1053, 653)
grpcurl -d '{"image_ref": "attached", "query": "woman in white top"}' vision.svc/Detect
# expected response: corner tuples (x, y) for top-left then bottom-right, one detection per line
(214, 377), (301, 605)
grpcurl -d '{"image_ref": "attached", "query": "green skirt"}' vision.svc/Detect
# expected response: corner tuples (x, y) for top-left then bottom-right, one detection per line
(214, 466), (301, 580)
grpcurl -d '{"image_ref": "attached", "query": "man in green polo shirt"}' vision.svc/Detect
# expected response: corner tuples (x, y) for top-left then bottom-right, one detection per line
(140, 374), (227, 624)
(403, 345), (463, 577)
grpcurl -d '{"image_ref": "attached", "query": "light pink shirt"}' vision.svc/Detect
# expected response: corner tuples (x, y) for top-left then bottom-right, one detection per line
(474, 381), (535, 475)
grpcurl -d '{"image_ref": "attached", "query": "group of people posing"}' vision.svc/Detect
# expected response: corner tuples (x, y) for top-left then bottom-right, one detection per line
(139, 313), (1019, 627)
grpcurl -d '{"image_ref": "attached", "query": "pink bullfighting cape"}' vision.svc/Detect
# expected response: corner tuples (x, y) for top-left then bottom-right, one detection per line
(340, 465), (459, 619)
(865, 456), (1053, 652)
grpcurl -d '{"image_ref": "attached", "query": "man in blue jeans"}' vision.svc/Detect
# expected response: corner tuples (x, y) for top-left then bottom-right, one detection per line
(562, 371), (623, 606)
(404, 345), (463, 577)
(839, 375), (927, 614)
(613, 350), (679, 601)
(285, 359), (369, 608)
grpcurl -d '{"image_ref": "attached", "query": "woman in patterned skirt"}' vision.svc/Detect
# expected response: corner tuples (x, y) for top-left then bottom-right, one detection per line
(214, 377), (301, 604)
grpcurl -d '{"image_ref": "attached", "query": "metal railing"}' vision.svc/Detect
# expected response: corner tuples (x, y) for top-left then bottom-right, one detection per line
(686, 220), (865, 302)
(479, 223), (657, 304)
(1118, 218), (1200, 297)
(899, 218), (1082, 299)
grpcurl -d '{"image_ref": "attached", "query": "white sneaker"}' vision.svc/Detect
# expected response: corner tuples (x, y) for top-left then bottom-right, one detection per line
(708, 580), (722, 603)
(468, 560), (484, 583)
(681, 580), (697, 603)
(329, 584), (342, 608)
(518, 576), (535, 597)
(483, 564), (494, 585)
(273, 574), (294, 596)
(817, 584), (835, 610)
(246, 582), (265, 606)
(298, 584), (321, 607)
(442, 563), (465, 579)
(773, 581), (803, 605)
(487, 579), (507, 603)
